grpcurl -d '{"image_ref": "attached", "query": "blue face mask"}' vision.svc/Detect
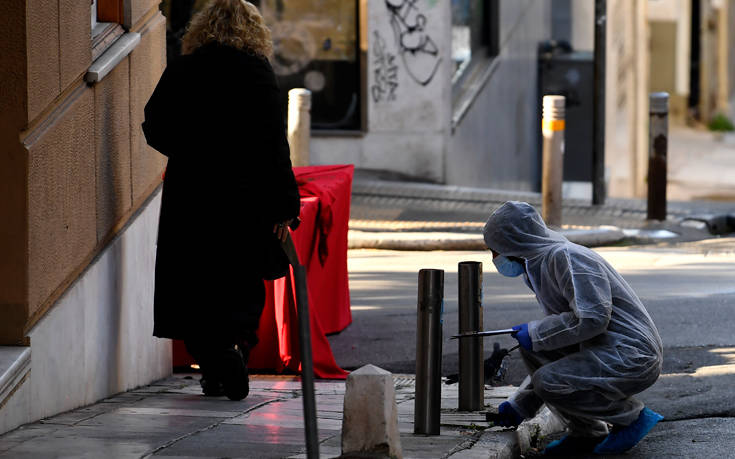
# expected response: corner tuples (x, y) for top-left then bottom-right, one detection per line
(493, 255), (525, 277)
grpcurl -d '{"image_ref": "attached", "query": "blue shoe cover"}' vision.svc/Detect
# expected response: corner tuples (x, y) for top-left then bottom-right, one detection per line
(593, 407), (664, 454)
(543, 435), (604, 456)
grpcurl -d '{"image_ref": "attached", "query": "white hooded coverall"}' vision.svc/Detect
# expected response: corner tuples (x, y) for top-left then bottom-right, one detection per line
(483, 202), (663, 437)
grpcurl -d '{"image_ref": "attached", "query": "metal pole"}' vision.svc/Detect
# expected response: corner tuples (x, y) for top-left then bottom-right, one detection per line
(415, 269), (444, 435)
(282, 235), (319, 458)
(647, 92), (669, 221)
(592, 0), (607, 205)
(287, 88), (311, 167)
(458, 262), (484, 411)
(542, 95), (565, 227)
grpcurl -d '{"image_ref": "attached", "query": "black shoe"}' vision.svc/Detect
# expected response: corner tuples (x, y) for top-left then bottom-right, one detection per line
(543, 435), (605, 456)
(200, 374), (224, 396)
(219, 346), (249, 401)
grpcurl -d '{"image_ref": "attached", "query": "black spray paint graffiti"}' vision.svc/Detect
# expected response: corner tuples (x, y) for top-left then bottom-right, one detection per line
(384, 0), (442, 86)
(371, 31), (399, 103)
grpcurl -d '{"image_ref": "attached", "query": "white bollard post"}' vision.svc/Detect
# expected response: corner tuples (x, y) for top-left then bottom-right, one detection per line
(542, 95), (565, 227)
(341, 364), (403, 458)
(287, 88), (311, 167)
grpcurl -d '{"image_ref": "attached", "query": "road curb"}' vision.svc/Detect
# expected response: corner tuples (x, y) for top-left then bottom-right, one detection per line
(453, 407), (565, 458)
(348, 227), (627, 251)
(450, 429), (518, 458)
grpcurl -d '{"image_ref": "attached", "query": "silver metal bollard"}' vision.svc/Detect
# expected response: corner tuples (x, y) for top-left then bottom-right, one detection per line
(287, 88), (311, 167)
(542, 95), (565, 227)
(415, 269), (444, 435)
(458, 262), (484, 411)
(647, 92), (669, 221)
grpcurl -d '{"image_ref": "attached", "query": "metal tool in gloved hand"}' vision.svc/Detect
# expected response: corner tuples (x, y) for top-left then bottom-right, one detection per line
(452, 326), (529, 354)
(450, 328), (517, 339)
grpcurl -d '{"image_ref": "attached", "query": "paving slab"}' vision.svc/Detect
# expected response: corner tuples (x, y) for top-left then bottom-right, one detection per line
(0, 374), (564, 459)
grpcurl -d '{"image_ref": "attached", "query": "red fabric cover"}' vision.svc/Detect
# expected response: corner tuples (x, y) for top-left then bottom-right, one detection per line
(293, 164), (354, 334)
(249, 196), (347, 379)
(246, 197), (321, 373)
(173, 166), (353, 379)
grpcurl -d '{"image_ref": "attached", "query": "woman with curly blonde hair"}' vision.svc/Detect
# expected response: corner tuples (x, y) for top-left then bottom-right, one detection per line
(180, 0), (273, 57)
(143, 0), (300, 401)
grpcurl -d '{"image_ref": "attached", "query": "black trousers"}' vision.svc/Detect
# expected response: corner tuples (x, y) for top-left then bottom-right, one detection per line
(184, 275), (265, 365)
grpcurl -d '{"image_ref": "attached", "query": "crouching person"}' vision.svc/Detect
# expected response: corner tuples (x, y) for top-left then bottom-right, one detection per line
(483, 202), (663, 456)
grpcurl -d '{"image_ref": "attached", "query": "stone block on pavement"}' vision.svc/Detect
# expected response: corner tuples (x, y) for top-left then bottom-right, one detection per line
(341, 364), (402, 458)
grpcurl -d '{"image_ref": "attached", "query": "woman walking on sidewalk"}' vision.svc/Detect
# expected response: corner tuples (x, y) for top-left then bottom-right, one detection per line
(142, 0), (299, 401)
(483, 201), (664, 455)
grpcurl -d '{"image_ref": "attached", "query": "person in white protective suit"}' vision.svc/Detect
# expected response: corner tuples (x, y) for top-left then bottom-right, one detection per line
(483, 201), (664, 456)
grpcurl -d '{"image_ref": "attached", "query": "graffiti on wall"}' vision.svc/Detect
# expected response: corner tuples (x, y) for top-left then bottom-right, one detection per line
(371, 31), (399, 103)
(385, 0), (442, 86)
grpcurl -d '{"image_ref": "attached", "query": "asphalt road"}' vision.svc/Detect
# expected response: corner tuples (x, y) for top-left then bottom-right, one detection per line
(328, 239), (735, 456)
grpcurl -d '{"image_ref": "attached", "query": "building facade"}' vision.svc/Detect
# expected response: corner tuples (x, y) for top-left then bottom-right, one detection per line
(0, 0), (170, 434)
(251, 0), (552, 191)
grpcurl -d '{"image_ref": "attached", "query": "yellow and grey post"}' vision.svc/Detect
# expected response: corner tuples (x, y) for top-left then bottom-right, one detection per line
(542, 95), (565, 227)
(647, 92), (669, 221)
(287, 88), (311, 167)
(458, 262), (483, 411)
(414, 269), (444, 435)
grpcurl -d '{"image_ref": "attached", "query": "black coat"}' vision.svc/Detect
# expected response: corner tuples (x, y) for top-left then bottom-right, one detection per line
(142, 43), (300, 341)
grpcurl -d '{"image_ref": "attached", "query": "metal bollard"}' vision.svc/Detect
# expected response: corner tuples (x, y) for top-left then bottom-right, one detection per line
(458, 262), (484, 411)
(542, 95), (565, 227)
(415, 269), (444, 435)
(287, 88), (311, 167)
(647, 92), (669, 221)
(592, 0), (607, 206)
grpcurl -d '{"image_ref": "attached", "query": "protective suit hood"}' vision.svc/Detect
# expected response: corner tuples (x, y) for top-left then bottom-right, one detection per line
(483, 201), (567, 258)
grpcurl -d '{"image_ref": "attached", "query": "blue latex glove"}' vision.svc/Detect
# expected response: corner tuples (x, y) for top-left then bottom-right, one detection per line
(486, 401), (525, 427)
(511, 323), (532, 350)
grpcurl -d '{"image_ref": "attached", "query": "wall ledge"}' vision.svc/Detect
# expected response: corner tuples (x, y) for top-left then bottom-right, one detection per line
(85, 32), (141, 84)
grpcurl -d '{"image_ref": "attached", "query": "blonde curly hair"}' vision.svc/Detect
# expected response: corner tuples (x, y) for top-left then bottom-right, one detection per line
(181, 0), (273, 58)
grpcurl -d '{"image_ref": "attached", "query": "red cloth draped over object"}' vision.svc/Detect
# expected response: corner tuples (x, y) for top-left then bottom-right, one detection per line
(172, 165), (353, 379)
(293, 164), (354, 334)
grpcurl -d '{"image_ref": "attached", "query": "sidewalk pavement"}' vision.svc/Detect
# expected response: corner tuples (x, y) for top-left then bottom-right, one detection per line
(0, 373), (563, 458)
(348, 176), (735, 251)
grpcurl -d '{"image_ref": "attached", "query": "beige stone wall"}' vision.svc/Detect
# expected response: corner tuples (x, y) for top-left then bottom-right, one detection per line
(605, 0), (649, 199)
(27, 88), (97, 321)
(130, 13), (168, 206)
(0, 1), (167, 344)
